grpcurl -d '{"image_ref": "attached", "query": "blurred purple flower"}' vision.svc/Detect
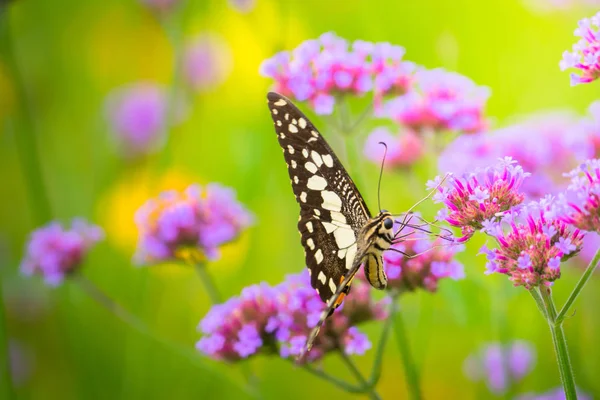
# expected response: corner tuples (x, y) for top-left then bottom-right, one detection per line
(480, 197), (584, 288)
(106, 83), (168, 157)
(464, 340), (535, 395)
(20, 219), (104, 286)
(228, 0), (255, 13)
(555, 159), (600, 232)
(560, 11), (600, 85)
(134, 183), (253, 264)
(364, 127), (425, 168)
(197, 271), (387, 362)
(9, 340), (34, 387)
(260, 32), (415, 115)
(379, 220), (465, 292)
(139, 0), (180, 13)
(183, 33), (233, 93)
(439, 111), (592, 199)
(581, 101), (600, 156)
(381, 68), (489, 134)
(432, 157), (529, 241)
(516, 386), (591, 400)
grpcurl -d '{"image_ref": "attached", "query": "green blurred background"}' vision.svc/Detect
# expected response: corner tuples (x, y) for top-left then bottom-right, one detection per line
(1, 0), (600, 398)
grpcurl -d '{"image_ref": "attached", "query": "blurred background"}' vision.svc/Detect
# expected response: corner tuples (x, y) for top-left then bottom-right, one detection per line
(1, 0), (600, 399)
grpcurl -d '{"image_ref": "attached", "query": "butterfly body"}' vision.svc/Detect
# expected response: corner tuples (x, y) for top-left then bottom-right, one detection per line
(266, 92), (394, 354)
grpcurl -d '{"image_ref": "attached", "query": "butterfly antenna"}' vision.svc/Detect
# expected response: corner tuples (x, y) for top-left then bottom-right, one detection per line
(377, 142), (388, 212)
(393, 172), (452, 228)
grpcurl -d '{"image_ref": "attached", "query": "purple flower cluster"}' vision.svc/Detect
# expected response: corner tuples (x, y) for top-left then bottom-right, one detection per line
(134, 183), (253, 264)
(480, 197), (584, 288)
(260, 32), (415, 114)
(516, 387), (591, 400)
(105, 83), (168, 158)
(363, 127), (425, 168)
(555, 159), (600, 232)
(183, 33), (232, 93)
(463, 340), (535, 395)
(20, 219), (104, 286)
(380, 68), (489, 134)
(560, 11), (600, 85)
(379, 223), (465, 293)
(432, 157), (529, 241)
(196, 271), (387, 362)
(439, 112), (591, 199)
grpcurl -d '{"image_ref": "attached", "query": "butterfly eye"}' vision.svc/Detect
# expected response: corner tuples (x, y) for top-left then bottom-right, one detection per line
(383, 218), (393, 230)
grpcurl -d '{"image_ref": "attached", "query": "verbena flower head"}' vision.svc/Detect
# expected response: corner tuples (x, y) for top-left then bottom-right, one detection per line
(555, 159), (600, 232)
(432, 157), (529, 241)
(560, 11), (600, 85)
(134, 183), (253, 264)
(364, 127), (425, 168)
(20, 219), (104, 286)
(382, 68), (489, 134)
(464, 340), (535, 395)
(260, 32), (415, 114)
(183, 33), (233, 93)
(480, 197), (584, 288)
(439, 112), (591, 199)
(106, 83), (167, 157)
(196, 271), (387, 363)
(381, 221), (465, 292)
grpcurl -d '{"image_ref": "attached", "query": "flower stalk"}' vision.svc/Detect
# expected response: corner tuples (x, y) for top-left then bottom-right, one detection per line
(193, 261), (222, 304)
(0, 279), (15, 400)
(392, 297), (422, 400)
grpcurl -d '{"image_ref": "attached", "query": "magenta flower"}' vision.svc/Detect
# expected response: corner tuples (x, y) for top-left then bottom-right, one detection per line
(364, 127), (425, 168)
(134, 183), (253, 264)
(555, 159), (600, 232)
(464, 340), (535, 395)
(20, 219), (104, 286)
(196, 271), (387, 363)
(260, 32), (415, 115)
(560, 12), (600, 85)
(439, 111), (591, 199)
(432, 157), (529, 241)
(381, 68), (489, 134)
(480, 197), (584, 288)
(106, 83), (167, 157)
(183, 33), (233, 93)
(379, 223), (465, 292)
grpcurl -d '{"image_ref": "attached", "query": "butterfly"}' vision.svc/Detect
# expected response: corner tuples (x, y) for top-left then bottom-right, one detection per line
(266, 92), (396, 356)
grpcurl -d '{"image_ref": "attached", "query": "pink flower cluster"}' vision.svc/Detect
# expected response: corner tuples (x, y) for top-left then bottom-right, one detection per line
(260, 32), (414, 114)
(560, 11), (600, 85)
(432, 157), (529, 241)
(480, 197), (584, 288)
(196, 271), (388, 363)
(363, 127), (425, 169)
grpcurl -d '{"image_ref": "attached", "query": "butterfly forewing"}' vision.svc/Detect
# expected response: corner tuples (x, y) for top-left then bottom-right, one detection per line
(266, 92), (371, 303)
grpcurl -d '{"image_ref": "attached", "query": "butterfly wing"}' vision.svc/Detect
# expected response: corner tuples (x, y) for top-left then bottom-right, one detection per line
(266, 92), (371, 303)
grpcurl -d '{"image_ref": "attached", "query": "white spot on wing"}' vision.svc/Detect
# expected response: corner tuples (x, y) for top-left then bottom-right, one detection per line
(287, 145), (295, 154)
(291, 160), (297, 169)
(302, 149), (309, 158)
(289, 124), (298, 133)
(294, 176), (299, 184)
(321, 191), (342, 212)
(311, 130), (319, 138)
(314, 209), (321, 216)
(328, 278), (337, 293)
(338, 248), (347, 259)
(345, 244), (357, 270)
(306, 221), (314, 233)
(307, 238), (315, 250)
(315, 249), (323, 264)
(330, 211), (346, 224)
(276, 120), (282, 127)
(307, 175), (327, 190)
(274, 99), (287, 106)
(322, 154), (334, 167)
(272, 108), (279, 115)
(333, 226), (355, 249)
(300, 192), (307, 203)
(305, 162), (318, 174)
(279, 132), (286, 139)
(311, 151), (323, 167)
(322, 221), (336, 233)
(318, 271), (326, 284)
(298, 118), (307, 129)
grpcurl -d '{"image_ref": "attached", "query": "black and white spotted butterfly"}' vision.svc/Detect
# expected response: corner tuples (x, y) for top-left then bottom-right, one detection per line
(266, 92), (397, 355)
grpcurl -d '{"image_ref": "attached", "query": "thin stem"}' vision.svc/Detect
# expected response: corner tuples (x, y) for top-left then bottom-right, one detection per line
(528, 287), (548, 320)
(347, 103), (373, 133)
(193, 262), (222, 304)
(539, 287), (577, 400)
(338, 351), (382, 400)
(393, 302), (423, 400)
(0, 279), (15, 400)
(73, 275), (257, 398)
(368, 295), (398, 387)
(0, 5), (51, 225)
(556, 247), (600, 325)
(301, 364), (364, 393)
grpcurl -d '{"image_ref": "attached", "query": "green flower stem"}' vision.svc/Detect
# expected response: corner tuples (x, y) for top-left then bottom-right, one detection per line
(0, 6), (52, 225)
(193, 262), (222, 304)
(338, 351), (382, 400)
(393, 301), (423, 400)
(73, 275), (258, 398)
(556, 247), (600, 325)
(539, 287), (577, 400)
(528, 288), (548, 319)
(368, 295), (398, 387)
(0, 280), (15, 400)
(301, 364), (363, 393)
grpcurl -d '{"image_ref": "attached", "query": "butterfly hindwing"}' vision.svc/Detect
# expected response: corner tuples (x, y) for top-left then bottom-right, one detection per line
(266, 92), (371, 303)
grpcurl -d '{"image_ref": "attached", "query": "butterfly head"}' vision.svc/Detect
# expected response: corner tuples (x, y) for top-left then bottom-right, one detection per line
(375, 210), (395, 247)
